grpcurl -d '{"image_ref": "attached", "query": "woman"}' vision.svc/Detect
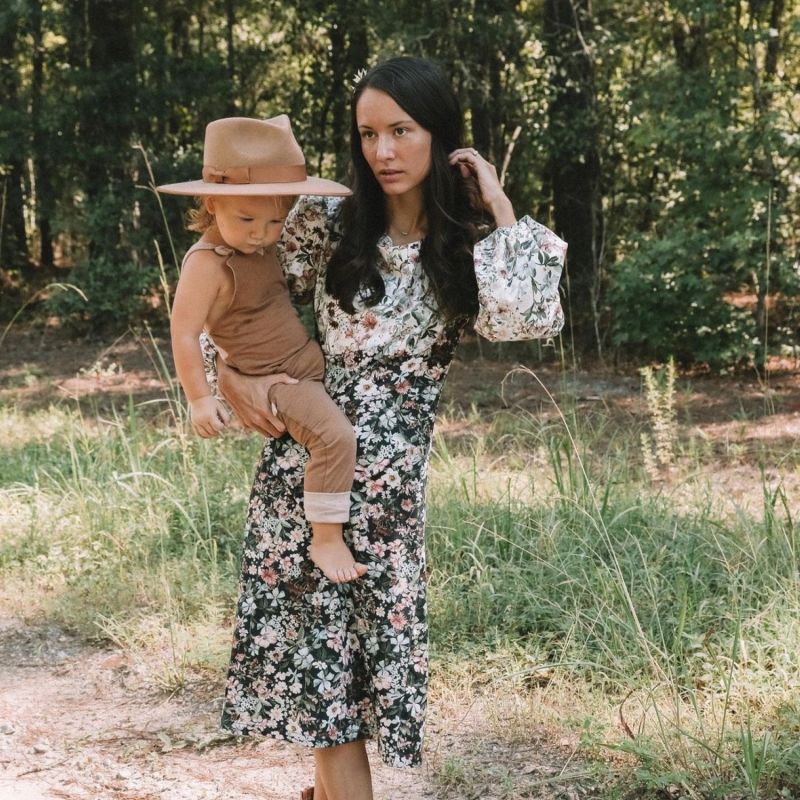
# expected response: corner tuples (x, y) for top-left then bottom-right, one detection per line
(212, 56), (566, 800)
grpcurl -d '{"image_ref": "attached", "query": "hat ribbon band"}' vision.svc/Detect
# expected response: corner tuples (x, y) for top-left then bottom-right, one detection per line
(202, 164), (308, 184)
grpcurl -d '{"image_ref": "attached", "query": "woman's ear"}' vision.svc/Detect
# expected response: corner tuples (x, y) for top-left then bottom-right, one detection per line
(203, 196), (216, 215)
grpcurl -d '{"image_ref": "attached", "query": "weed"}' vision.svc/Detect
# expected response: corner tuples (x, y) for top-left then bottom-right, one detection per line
(639, 358), (677, 479)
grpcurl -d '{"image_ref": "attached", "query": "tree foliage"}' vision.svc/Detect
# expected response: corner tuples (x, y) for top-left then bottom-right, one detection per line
(0, 0), (797, 365)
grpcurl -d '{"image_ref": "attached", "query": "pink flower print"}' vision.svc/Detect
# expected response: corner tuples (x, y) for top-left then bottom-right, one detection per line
(259, 565), (279, 586)
(389, 611), (407, 631)
(366, 479), (385, 497)
(362, 311), (378, 330)
(540, 231), (568, 258)
(276, 449), (302, 470)
(254, 632), (278, 650)
(326, 632), (345, 652)
(400, 356), (424, 375)
(394, 379), (411, 394)
(351, 531), (371, 551)
(372, 541), (387, 557)
(374, 669), (393, 691)
(353, 463), (370, 482)
(401, 499), (414, 512)
(411, 640), (428, 668)
(356, 378), (378, 396)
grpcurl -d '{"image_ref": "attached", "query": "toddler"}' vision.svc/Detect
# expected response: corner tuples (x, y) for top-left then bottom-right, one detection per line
(158, 115), (367, 585)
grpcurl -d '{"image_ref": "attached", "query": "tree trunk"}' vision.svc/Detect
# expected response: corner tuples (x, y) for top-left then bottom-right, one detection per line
(325, 20), (347, 176)
(749, 0), (785, 371)
(468, 0), (516, 165)
(320, 2), (368, 179)
(29, 0), (55, 270)
(225, 0), (237, 114)
(0, 5), (29, 270)
(65, 0), (89, 68)
(764, 0), (784, 87)
(82, 0), (137, 259)
(340, 11), (368, 178)
(544, 0), (603, 356)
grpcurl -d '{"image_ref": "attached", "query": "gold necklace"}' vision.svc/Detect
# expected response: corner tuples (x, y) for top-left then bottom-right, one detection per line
(392, 212), (422, 238)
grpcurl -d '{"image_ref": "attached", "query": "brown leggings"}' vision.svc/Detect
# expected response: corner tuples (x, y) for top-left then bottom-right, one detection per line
(266, 340), (356, 524)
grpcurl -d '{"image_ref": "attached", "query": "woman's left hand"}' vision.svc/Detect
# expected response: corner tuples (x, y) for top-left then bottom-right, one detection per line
(449, 147), (516, 227)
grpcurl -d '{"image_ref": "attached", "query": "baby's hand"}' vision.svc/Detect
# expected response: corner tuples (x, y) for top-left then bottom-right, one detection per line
(189, 395), (231, 438)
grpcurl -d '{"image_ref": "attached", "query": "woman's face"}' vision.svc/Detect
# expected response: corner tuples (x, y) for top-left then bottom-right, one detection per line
(356, 88), (433, 198)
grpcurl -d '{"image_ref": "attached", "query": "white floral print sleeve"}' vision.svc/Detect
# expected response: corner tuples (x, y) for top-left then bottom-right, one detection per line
(278, 198), (566, 356)
(278, 195), (340, 299)
(473, 215), (566, 342)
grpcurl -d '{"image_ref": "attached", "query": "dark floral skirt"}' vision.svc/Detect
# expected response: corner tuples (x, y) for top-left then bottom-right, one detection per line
(221, 345), (455, 767)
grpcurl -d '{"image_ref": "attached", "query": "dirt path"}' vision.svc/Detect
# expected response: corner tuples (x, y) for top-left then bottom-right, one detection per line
(0, 619), (586, 800)
(0, 618), (440, 800)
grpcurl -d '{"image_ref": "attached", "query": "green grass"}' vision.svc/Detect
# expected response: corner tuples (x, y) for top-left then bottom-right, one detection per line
(1, 389), (799, 797)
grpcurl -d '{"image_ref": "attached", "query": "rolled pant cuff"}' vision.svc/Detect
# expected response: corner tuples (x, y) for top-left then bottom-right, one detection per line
(304, 491), (352, 523)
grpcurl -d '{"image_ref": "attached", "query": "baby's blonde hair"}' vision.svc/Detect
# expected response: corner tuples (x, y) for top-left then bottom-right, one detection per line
(186, 195), (297, 233)
(186, 199), (213, 233)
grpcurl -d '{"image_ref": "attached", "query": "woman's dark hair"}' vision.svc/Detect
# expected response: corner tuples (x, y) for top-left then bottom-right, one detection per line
(326, 56), (491, 322)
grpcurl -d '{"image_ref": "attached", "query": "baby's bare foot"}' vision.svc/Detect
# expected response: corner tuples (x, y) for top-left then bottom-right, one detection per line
(309, 538), (368, 584)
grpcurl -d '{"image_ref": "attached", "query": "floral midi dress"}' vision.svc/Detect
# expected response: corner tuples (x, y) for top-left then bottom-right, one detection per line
(218, 196), (566, 767)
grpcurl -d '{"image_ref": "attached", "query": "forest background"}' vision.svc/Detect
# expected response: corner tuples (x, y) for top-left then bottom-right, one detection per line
(1, 0), (799, 366)
(2, 2), (800, 799)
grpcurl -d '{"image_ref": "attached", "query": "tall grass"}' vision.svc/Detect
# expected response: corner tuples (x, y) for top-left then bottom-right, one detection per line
(1, 372), (799, 794)
(0, 399), (261, 687)
(427, 391), (800, 797)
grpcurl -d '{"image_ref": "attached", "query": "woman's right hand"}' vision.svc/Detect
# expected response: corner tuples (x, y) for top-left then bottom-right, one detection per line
(217, 360), (298, 437)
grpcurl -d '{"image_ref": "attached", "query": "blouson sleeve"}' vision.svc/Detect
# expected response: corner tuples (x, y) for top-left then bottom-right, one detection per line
(277, 195), (341, 299)
(473, 215), (566, 342)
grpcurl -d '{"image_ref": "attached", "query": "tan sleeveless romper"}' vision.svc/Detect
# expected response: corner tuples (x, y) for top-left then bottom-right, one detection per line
(183, 242), (355, 523)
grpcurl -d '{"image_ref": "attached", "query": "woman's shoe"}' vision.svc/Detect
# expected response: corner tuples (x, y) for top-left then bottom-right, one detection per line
(300, 788), (314, 800)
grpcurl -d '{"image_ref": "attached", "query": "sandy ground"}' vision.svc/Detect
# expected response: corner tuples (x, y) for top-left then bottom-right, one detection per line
(0, 619), (590, 800)
(0, 617), (433, 800)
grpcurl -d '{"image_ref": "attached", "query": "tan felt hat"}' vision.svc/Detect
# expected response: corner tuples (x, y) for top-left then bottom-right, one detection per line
(156, 115), (350, 196)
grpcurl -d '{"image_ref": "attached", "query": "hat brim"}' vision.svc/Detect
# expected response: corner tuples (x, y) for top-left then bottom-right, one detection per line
(156, 176), (351, 196)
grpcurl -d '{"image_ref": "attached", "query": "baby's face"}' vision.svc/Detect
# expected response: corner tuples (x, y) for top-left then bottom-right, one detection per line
(205, 195), (294, 254)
